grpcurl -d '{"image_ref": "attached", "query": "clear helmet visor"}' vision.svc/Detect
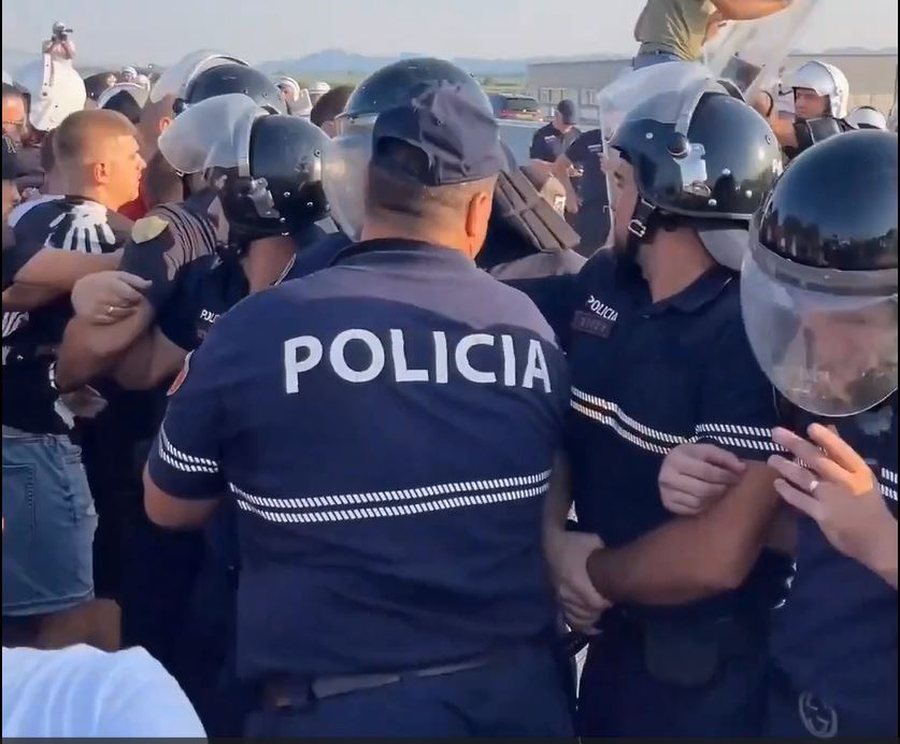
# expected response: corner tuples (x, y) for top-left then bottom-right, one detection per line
(704, 0), (818, 95)
(322, 114), (375, 241)
(741, 246), (898, 418)
(596, 62), (720, 244)
(149, 50), (247, 103)
(157, 93), (265, 176)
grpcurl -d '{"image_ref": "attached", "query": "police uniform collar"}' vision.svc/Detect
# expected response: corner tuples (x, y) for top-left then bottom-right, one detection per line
(331, 238), (476, 269)
(645, 265), (735, 315)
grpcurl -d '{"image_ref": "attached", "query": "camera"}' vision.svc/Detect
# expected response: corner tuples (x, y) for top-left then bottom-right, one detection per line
(51, 21), (72, 43)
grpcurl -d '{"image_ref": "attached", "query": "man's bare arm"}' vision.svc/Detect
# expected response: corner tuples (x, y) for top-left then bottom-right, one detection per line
(55, 302), (156, 391)
(2, 251), (122, 311)
(551, 155), (580, 214)
(112, 328), (187, 391)
(586, 463), (780, 605)
(711, 0), (791, 21)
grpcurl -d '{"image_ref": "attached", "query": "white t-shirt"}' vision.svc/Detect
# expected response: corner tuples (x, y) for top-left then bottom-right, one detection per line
(2, 645), (206, 738)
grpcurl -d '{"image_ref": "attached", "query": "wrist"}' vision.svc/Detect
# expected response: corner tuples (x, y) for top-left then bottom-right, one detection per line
(866, 516), (898, 587)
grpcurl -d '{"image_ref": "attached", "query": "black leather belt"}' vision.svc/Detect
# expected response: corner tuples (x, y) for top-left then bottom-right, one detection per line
(260, 652), (503, 711)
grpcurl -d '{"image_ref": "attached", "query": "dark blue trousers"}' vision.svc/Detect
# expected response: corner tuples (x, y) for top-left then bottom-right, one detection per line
(245, 645), (575, 738)
(577, 617), (769, 737)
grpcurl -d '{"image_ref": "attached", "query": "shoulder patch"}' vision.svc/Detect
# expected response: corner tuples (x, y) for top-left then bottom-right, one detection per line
(167, 350), (193, 397)
(132, 215), (169, 244)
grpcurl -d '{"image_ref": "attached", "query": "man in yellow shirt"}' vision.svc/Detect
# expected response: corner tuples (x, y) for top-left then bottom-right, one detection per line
(633, 0), (793, 69)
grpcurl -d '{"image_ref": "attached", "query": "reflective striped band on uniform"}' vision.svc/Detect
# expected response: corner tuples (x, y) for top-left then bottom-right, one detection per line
(570, 387), (782, 455)
(157, 425), (219, 474)
(229, 470), (551, 524)
(881, 467), (898, 502)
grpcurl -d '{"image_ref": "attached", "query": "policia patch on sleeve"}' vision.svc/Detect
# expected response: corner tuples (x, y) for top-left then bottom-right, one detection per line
(132, 215), (169, 244)
(167, 351), (194, 397)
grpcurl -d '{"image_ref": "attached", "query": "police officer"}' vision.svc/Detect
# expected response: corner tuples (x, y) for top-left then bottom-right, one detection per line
(743, 130), (898, 737)
(143, 83), (573, 738)
(536, 64), (791, 737)
(754, 60), (853, 159)
(658, 130), (899, 737)
(529, 99), (581, 164)
(316, 57), (584, 282)
(551, 126), (610, 256)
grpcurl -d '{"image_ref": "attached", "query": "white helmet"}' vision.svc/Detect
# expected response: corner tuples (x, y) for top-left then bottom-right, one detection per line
(16, 54), (87, 131)
(275, 75), (301, 100)
(2, 69), (11, 85)
(309, 81), (331, 95)
(784, 60), (850, 118)
(121, 65), (138, 81)
(97, 81), (150, 110)
(846, 105), (888, 130)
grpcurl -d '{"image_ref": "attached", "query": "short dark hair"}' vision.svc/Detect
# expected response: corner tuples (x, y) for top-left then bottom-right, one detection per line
(102, 90), (142, 125)
(2, 82), (25, 102)
(310, 85), (354, 127)
(365, 138), (493, 223)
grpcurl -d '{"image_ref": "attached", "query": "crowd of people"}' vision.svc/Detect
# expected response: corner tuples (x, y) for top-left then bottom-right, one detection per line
(1, 0), (898, 738)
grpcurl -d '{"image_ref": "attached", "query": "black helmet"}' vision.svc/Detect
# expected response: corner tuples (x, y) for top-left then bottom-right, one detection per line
(340, 57), (491, 124)
(755, 129), (897, 272)
(741, 130), (898, 418)
(215, 114), (329, 242)
(609, 84), (783, 268)
(611, 89), (781, 223)
(176, 63), (286, 116)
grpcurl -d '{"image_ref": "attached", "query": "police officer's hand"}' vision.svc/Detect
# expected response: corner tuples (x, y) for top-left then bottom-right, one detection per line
(769, 424), (897, 581)
(71, 270), (151, 325)
(545, 530), (611, 633)
(659, 443), (746, 516)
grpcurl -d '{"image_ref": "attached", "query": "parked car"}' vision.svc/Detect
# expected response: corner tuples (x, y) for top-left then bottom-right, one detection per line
(488, 93), (542, 122)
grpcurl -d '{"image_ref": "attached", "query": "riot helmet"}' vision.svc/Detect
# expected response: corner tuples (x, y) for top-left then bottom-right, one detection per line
(602, 62), (783, 269)
(784, 60), (849, 120)
(324, 57), (491, 239)
(158, 93), (328, 245)
(741, 130), (898, 417)
(846, 105), (888, 131)
(175, 63), (286, 117)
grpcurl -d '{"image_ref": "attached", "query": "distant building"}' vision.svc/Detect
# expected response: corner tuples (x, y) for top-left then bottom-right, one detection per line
(526, 52), (898, 125)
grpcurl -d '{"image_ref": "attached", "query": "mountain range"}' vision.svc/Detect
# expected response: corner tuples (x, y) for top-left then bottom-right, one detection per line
(4, 46), (896, 80)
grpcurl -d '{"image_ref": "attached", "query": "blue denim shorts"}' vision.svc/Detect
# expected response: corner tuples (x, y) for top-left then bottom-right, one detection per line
(2, 427), (98, 615)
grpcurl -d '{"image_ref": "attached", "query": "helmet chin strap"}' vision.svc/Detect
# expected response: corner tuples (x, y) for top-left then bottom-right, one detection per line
(624, 196), (658, 262)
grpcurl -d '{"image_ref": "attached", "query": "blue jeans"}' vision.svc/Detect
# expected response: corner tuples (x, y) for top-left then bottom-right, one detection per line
(2, 427), (97, 615)
(632, 51), (682, 70)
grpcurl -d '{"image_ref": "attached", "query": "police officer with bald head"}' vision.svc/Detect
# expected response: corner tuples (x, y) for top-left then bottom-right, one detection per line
(142, 83), (573, 738)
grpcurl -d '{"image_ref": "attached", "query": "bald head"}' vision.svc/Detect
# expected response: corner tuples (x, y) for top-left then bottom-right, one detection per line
(53, 109), (145, 210)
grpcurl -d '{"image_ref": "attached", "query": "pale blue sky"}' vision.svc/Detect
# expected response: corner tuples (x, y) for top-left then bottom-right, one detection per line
(2, 0), (897, 65)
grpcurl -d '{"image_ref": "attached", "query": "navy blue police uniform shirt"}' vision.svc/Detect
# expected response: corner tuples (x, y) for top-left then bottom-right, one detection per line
(156, 222), (330, 352)
(147, 239), (569, 681)
(530, 123), (582, 164)
(558, 251), (790, 617)
(565, 129), (608, 206)
(773, 396), (898, 734)
(3, 196), (132, 434)
(118, 189), (230, 312)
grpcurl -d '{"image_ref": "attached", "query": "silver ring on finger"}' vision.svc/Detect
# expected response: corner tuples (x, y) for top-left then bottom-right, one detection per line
(808, 478), (820, 495)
